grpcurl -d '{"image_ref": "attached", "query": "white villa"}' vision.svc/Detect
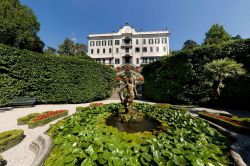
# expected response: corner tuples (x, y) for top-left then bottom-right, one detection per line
(87, 23), (170, 67)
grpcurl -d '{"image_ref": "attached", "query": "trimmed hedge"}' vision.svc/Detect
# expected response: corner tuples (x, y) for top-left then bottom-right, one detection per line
(198, 112), (250, 135)
(28, 110), (68, 129)
(142, 39), (250, 108)
(0, 130), (24, 152)
(17, 113), (41, 125)
(0, 44), (116, 106)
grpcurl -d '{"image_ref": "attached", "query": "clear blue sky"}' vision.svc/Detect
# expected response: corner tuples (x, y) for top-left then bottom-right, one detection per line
(21, 0), (250, 50)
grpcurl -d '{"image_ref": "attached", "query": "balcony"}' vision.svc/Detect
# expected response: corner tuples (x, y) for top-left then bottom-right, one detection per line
(121, 42), (132, 47)
(121, 37), (132, 47)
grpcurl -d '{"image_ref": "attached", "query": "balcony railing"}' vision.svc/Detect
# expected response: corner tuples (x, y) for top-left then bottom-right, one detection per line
(121, 42), (132, 47)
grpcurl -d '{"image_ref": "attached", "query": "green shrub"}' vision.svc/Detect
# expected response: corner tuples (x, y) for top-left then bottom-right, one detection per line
(142, 39), (250, 108)
(28, 110), (69, 129)
(0, 44), (116, 106)
(17, 113), (41, 125)
(0, 130), (24, 152)
(76, 106), (90, 112)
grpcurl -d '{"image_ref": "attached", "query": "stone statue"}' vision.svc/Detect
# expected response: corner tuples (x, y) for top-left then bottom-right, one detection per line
(117, 75), (145, 124)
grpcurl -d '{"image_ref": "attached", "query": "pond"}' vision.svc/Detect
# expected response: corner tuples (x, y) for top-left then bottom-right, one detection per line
(105, 115), (161, 133)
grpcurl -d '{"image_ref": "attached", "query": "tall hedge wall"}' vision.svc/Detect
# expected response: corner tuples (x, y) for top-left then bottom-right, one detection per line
(0, 44), (116, 106)
(142, 39), (250, 109)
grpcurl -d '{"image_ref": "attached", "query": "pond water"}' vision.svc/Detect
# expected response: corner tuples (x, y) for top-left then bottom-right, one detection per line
(105, 115), (161, 133)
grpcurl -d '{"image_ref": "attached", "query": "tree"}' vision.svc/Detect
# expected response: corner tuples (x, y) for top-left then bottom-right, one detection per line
(232, 34), (242, 40)
(204, 58), (246, 98)
(58, 38), (87, 56)
(203, 24), (231, 45)
(58, 38), (75, 55)
(0, 0), (44, 52)
(74, 43), (87, 56)
(182, 39), (198, 50)
(44, 46), (57, 54)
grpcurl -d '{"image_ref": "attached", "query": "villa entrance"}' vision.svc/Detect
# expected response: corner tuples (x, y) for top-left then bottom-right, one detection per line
(123, 55), (132, 64)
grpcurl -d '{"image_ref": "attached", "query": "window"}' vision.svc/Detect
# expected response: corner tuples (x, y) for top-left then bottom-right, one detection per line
(115, 58), (120, 64)
(149, 58), (154, 63)
(136, 58), (139, 64)
(115, 40), (120, 45)
(125, 48), (129, 53)
(103, 48), (105, 54)
(97, 49), (100, 54)
(96, 59), (100, 63)
(136, 39), (139, 45)
(162, 38), (167, 44)
(96, 41), (101, 46)
(156, 47), (159, 52)
(90, 41), (95, 46)
(163, 47), (166, 52)
(116, 48), (119, 53)
(149, 39), (154, 44)
(150, 47), (153, 52)
(142, 58), (147, 64)
(108, 40), (113, 46)
(109, 48), (112, 53)
(102, 59), (105, 64)
(91, 49), (94, 54)
(143, 47), (147, 52)
(109, 59), (112, 64)
(135, 47), (140, 52)
(102, 40), (106, 46)
(143, 39), (146, 44)
(155, 38), (160, 44)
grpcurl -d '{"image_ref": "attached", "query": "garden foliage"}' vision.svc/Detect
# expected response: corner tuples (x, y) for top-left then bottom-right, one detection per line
(0, 44), (116, 106)
(0, 130), (24, 153)
(142, 39), (250, 108)
(45, 103), (231, 165)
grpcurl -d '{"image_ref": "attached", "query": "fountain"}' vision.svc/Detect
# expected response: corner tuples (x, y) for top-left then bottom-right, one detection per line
(106, 74), (162, 133)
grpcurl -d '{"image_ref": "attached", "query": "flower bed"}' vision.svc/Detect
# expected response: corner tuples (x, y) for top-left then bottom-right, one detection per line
(28, 110), (68, 129)
(198, 112), (250, 134)
(0, 130), (24, 153)
(17, 113), (41, 125)
(44, 103), (232, 165)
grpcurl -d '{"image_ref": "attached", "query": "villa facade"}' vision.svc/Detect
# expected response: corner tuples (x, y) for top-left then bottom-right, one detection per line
(87, 24), (170, 67)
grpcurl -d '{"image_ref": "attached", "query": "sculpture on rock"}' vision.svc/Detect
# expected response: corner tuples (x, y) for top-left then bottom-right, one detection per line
(118, 76), (137, 113)
(118, 75), (144, 123)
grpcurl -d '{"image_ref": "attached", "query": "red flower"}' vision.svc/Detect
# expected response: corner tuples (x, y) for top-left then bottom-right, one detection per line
(116, 67), (121, 72)
(33, 110), (66, 122)
(115, 76), (121, 81)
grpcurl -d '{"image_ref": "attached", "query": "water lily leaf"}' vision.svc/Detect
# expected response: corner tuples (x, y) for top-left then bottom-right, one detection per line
(85, 145), (94, 155)
(191, 158), (205, 166)
(103, 150), (112, 160)
(166, 160), (175, 166)
(64, 155), (76, 163)
(141, 152), (152, 162)
(173, 155), (187, 165)
(81, 158), (93, 166)
(107, 143), (115, 151)
(172, 148), (183, 154)
(54, 156), (65, 165)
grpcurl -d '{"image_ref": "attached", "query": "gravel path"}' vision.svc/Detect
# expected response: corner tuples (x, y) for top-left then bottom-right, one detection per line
(0, 100), (249, 166)
(0, 100), (120, 166)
